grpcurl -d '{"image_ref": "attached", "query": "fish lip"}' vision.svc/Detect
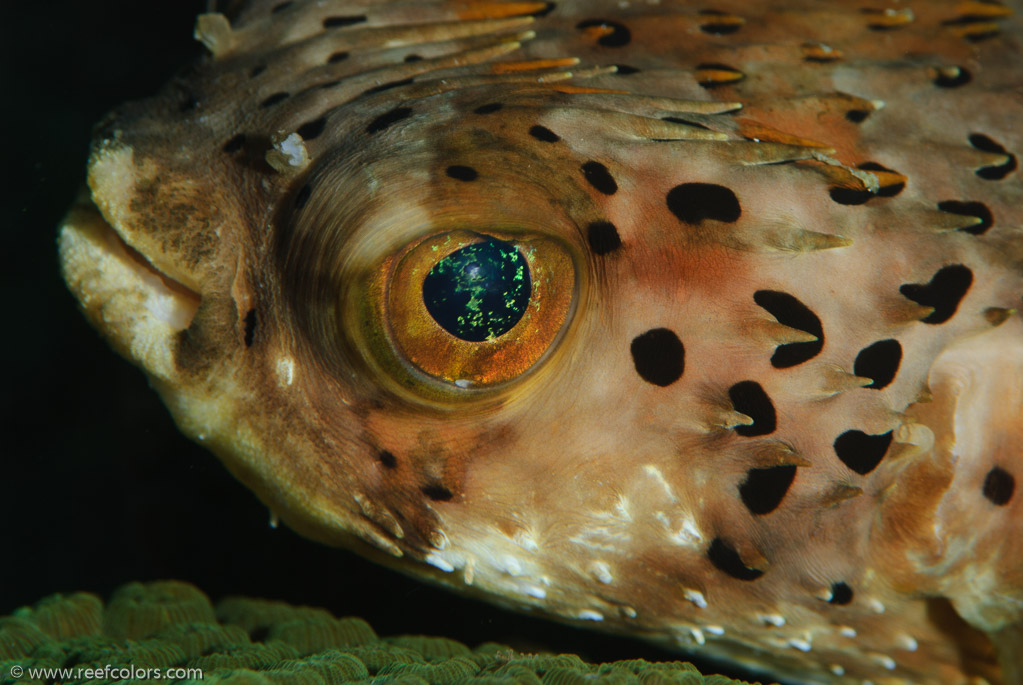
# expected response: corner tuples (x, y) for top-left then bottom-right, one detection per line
(57, 187), (201, 376)
(107, 220), (200, 305)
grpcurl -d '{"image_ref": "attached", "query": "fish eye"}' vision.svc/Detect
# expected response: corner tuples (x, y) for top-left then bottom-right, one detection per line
(422, 238), (530, 342)
(381, 229), (575, 390)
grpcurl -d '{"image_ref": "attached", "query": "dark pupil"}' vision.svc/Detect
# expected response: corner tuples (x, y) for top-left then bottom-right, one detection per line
(422, 238), (531, 342)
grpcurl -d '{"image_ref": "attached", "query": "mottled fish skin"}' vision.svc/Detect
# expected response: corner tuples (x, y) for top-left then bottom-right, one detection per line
(58, 1), (1023, 683)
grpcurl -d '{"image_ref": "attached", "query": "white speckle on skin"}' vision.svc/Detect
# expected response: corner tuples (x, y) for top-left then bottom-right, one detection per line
(839, 626), (857, 638)
(276, 357), (295, 386)
(425, 554), (454, 573)
(788, 638), (812, 652)
(690, 628), (705, 645)
(464, 559), (475, 585)
(758, 613), (786, 627)
(590, 561), (614, 584)
(621, 606), (637, 618)
(672, 516), (703, 546)
(867, 598), (886, 614)
(454, 379), (473, 388)
(514, 530), (539, 552)
(869, 653), (896, 671)
(897, 634), (918, 652)
(654, 512), (702, 547)
(268, 511), (279, 529)
(278, 132), (309, 167)
(705, 625), (724, 636)
(642, 464), (677, 502)
(830, 665), (845, 676)
(523, 584), (547, 599)
(501, 555), (524, 576)
(614, 495), (631, 520)
(683, 589), (707, 609)
(578, 609), (604, 621)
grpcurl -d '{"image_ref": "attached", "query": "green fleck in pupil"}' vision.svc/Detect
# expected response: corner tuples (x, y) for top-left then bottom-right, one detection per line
(422, 238), (531, 342)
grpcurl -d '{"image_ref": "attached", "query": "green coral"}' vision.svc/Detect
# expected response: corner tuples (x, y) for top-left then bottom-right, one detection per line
(0, 582), (766, 685)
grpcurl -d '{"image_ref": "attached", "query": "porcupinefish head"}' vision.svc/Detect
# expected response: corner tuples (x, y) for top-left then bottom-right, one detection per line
(58, 1), (1023, 683)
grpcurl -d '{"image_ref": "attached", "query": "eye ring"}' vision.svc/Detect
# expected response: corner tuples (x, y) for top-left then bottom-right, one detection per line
(384, 229), (575, 389)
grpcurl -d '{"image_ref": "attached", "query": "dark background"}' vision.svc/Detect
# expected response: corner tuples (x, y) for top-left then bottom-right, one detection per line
(1, 3), (768, 681)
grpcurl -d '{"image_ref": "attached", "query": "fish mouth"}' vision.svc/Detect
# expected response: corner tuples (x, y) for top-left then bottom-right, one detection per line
(57, 187), (200, 381)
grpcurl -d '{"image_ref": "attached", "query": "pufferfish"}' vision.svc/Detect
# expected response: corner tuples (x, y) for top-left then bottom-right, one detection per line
(57, 0), (1022, 683)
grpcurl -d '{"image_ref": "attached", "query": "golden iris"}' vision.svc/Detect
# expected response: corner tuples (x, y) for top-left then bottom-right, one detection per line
(381, 230), (574, 390)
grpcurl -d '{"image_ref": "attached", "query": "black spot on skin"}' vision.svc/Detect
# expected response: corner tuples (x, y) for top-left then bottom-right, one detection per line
(661, 117), (711, 130)
(829, 187), (873, 205)
(328, 51), (350, 64)
(614, 64), (641, 74)
(474, 103), (503, 114)
(698, 10), (742, 35)
(576, 19), (632, 47)
(834, 430), (893, 475)
(983, 466), (1015, 505)
(421, 483), (454, 501)
(937, 200), (993, 235)
(941, 15), (993, 26)
(249, 64), (267, 77)
(729, 381), (776, 437)
(366, 106), (412, 134)
(934, 66), (971, 88)
(864, 12), (905, 31)
(853, 339), (902, 389)
(631, 328), (685, 387)
(222, 134), (245, 154)
(969, 132), (1006, 152)
(829, 582), (854, 605)
(942, 16), (1001, 41)
(363, 77), (415, 95)
(260, 92), (289, 108)
(739, 465), (797, 515)
(667, 183), (741, 224)
(446, 165), (478, 182)
(899, 265), (973, 324)
(582, 161), (618, 195)
(699, 23), (741, 34)
(529, 125), (560, 143)
(294, 184), (311, 211)
(272, 1), (293, 13)
(297, 117), (327, 140)
(243, 309), (257, 348)
(803, 51), (841, 64)
(753, 291), (824, 368)
(707, 538), (764, 581)
(323, 15), (367, 28)
(969, 133), (1017, 180)
(845, 109), (870, 123)
(531, 2), (557, 18)
(587, 221), (622, 255)
(378, 450), (398, 469)
(857, 162), (905, 197)
(403, 54), (423, 62)
(965, 29), (1001, 43)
